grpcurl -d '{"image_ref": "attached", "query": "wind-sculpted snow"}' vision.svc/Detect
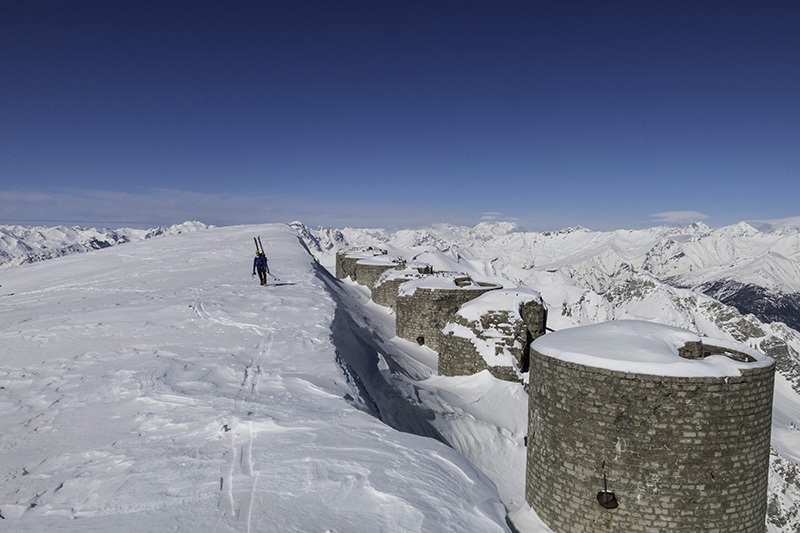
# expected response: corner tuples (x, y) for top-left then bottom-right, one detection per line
(0, 224), (515, 532)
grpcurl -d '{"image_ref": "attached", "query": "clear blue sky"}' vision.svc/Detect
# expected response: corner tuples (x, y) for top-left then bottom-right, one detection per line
(2, 1), (798, 230)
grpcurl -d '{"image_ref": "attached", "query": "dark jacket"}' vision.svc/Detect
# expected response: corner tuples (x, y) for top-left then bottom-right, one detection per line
(253, 254), (268, 271)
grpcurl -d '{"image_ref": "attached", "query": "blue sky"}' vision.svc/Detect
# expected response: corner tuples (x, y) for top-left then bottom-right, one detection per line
(2, 1), (798, 230)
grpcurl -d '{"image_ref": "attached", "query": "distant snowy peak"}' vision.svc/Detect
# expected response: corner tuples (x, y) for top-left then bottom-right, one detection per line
(720, 220), (763, 238)
(140, 220), (211, 238)
(470, 220), (522, 237)
(288, 222), (347, 253)
(298, 220), (800, 291)
(297, 218), (800, 336)
(751, 216), (800, 234)
(0, 221), (211, 268)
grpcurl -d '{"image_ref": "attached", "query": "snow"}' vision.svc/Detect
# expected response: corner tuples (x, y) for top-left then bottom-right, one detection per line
(771, 372), (800, 464)
(302, 220), (800, 530)
(375, 267), (427, 286)
(531, 320), (772, 377)
(356, 255), (401, 266)
(397, 272), (499, 297)
(456, 288), (543, 323)
(305, 220), (800, 531)
(0, 224), (532, 532)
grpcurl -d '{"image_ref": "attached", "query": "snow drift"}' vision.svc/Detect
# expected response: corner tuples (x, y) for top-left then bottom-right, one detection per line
(0, 224), (516, 532)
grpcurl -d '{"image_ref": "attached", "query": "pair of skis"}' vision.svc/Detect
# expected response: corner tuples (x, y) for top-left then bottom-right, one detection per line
(253, 236), (280, 281)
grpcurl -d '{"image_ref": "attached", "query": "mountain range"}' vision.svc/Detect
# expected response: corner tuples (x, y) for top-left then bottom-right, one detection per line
(0, 221), (211, 268)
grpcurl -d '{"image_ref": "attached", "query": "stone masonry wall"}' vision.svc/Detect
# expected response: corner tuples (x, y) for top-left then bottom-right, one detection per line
(438, 299), (547, 382)
(372, 270), (428, 310)
(354, 260), (403, 290)
(335, 248), (386, 280)
(438, 321), (521, 381)
(395, 285), (500, 351)
(334, 249), (355, 279)
(372, 276), (411, 310)
(526, 351), (775, 533)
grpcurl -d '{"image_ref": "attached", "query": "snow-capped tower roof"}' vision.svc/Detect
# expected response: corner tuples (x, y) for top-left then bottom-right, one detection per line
(531, 319), (772, 378)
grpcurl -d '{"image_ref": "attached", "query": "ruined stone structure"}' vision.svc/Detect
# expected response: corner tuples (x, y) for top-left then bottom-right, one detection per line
(353, 256), (405, 290)
(371, 265), (433, 310)
(394, 273), (501, 351)
(335, 248), (430, 297)
(334, 247), (387, 281)
(438, 289), (547, 382)
(526, 320), (775, 533)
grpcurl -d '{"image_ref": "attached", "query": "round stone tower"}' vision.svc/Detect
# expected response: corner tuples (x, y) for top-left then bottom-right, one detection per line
(395, 273), (501, 351)
(371, 264), (433, 310)
(334, 247), (387, 281)
(526, 320), (775, 533)
(353, 256), (405, 290)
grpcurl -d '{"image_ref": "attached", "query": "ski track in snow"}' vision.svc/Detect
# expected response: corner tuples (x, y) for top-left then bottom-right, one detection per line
(0, 224), (520, 532)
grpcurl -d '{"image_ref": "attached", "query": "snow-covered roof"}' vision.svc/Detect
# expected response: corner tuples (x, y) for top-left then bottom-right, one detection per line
(531, 320), (773, 377)
(355, 255), (402, 266)
(398, 272), (500, 296)
(439, 289), (544, 375)
(340, 249), (386, 260)
(455, 288), (544, 322)
(375, 266), (426, 284)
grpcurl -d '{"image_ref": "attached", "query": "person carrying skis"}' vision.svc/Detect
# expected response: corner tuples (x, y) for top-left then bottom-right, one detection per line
(252, 252), (269, 286)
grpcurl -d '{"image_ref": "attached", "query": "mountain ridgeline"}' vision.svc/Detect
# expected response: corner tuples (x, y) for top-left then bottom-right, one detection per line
(296, 220), (800, 391)
(700, 279), (800, 333)
(0, 222), (211, 268)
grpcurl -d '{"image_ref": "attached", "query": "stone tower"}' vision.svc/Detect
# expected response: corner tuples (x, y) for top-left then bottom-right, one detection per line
(526, 320), (775, 533)
(371, 265), (434, 310)
(334, 247), (388, 281)
(394, 272), (501, 351)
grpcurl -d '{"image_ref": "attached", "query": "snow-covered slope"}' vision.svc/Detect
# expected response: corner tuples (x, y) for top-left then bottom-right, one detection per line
(0, 221), (211, 268)
(0, 224), (519, 532)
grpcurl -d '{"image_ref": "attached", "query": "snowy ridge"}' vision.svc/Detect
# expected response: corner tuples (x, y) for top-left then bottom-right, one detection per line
(0, 224), (518, 532)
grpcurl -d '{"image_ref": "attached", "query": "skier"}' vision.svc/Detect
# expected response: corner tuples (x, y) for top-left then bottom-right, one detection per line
(252, 252), (269, 286)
